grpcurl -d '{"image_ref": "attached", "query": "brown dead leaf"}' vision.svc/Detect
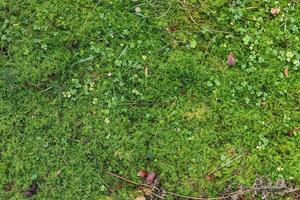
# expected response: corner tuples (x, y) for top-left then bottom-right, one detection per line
(142, 187), (153, 196)
(137, 170), (148, 178)
(146, 172), (156, 185)
(4, 182), (14, 192)
(56, 170), (62, 177)
(283, 67), (289, 77)
(271, 8), (280, 16)
(166, 25), (177, 33)
(227, 148), (236, 156)
(227, 52), (236, 66)
(205, 174), (216, 182)
(260, 101), (267, 108)
(288, 127), (300, 136)
(23, 182), (38, 198)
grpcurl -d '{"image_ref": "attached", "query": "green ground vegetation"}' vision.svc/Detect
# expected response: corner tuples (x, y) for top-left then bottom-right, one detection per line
(0, 0), (300, 199)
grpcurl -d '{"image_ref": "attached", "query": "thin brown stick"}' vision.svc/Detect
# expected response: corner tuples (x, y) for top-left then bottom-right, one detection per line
(245, 7), (258, 10)
(167, 187), (300, 200)
(78, 0), (102, 35)
(66, 0), (102, 46)
(204, 34), (220, 54)
(166, 191), (218, 200)
(107, 171), (164, 199)
(177, 0), (198, 25)
(106, 171), (152, 189)
(202, 27), (233, 35)
(157, 5), (172, 19)
(140, 187), (165, 199)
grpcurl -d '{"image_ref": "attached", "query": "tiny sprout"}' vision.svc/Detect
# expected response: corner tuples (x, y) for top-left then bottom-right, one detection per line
(104, 118), (110, 124)
(286, 51), (294, 62)
(276, 166), (283, 172)
(100, 185), (106, 192)
(92, 98), (98, 105)
(41, 44), (48, 50)
(63, 91), (72, 98)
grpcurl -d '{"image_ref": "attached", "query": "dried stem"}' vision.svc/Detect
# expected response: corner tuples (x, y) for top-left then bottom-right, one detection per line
(177, 0), (198, 25)
(107, 171), (300, 200)
(208, 154), (245, 176)
(106, 171), (152, 189)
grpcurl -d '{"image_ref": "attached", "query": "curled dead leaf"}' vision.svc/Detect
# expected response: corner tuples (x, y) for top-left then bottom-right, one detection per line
(56, 170), (62, 177)
(23, 182), (38, 198)
(260, 101), (267, 107)
(146, 172), (156, 185)
(206, 174), (216, 182)
(227, 52), (236, 66)
(137, 170), (148, 178)
(288, 127), (300, 136)
(228, 148), (236, 156)
(24, 191), (33, 198)
(166, 25), (177, 33)
(271, 8), (280, 16)
(283, 67), (288, 77)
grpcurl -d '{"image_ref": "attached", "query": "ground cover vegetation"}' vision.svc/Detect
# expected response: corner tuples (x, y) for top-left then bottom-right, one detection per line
(0, 0), (299, 199)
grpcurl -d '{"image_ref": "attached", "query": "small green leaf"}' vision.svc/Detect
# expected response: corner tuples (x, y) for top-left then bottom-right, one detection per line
(242, 35), (252, 45)
(190, 40), (197, 48)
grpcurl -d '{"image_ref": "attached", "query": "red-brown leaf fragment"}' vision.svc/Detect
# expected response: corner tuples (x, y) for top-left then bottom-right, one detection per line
(271, 8), (280, 16)
(205, 174), (216, 182)
(227, 52), (236, 66)
(137, 170), (148, 178)
(23, 191), (33, 198)
(146, 172), (156, 185)
(23, 182), (38, 198)
(284, 67), (289, 77)
(166, 25), (177, 33)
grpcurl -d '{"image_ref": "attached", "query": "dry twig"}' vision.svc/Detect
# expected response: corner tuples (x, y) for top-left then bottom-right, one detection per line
(177, 0), (198, 25)
(107, 171), (300, 200)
